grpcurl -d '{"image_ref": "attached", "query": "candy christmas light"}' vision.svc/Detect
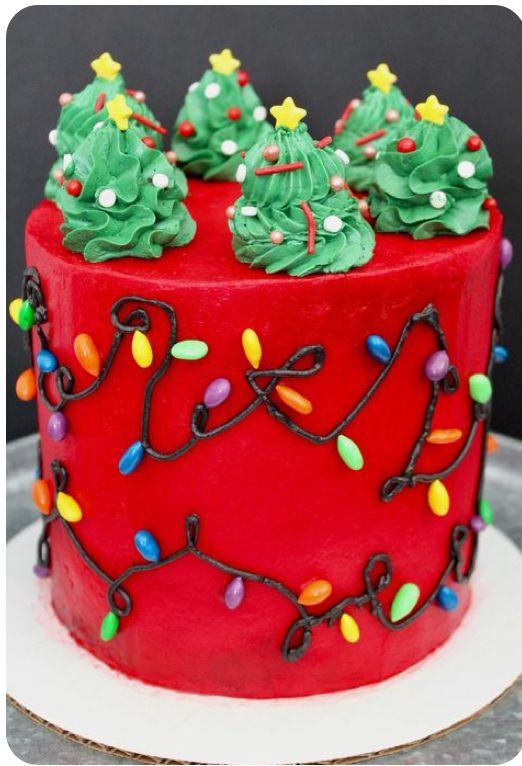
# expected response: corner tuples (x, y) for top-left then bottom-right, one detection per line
(34, 458), (482, 662)
(12, 265), (502, 515)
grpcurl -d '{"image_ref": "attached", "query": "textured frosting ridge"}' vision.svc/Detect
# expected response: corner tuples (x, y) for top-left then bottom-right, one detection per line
(369, 115), (493, 239)
(333, 84), (415, 192)
(229, 122), (375, 276)
(46, 73), (161, 203)
(59, 120), (195, 262)
(172, 69), (271, 180)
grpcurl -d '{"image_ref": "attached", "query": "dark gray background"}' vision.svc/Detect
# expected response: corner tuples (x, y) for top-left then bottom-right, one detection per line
(6, 5), (522, 440)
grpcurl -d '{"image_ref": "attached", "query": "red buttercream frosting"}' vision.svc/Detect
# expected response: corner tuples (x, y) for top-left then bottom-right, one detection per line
(26, 180), (501, 698)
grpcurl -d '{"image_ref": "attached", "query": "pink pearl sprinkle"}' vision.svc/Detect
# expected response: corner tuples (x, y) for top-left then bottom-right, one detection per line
(330, 175), (345, 192)
(385, 108), (399, 123)
(270, 230), (284, 244)
(165, 150), (177, 164)
(351, 98), (362, 109)
(133, 90), (146, 103)
(226, 206), (235, 220)
(53, 169), (64, 182)
(262, 144), (280, 162)
(59, 92), (72, 106)
(364, 145), (377, 159)
(358, 198), (369, 215)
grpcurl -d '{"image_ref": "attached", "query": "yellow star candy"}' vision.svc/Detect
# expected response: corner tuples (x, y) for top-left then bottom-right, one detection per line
(90, 52), (122, 81)
(209, 48), (241, 75)
(270, 97), (307, 130)
(415, 94), (449, 125)
(106, 95), (133, 130)
(367, 63), (397, 94)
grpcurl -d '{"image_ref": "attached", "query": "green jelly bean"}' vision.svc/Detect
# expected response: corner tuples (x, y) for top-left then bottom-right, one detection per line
(171, 340), (208, 361)
(391, 583), (420, 623)
(469, 374), (492, 404)
(18, 300), (35, 331)
(479, 498), (494, 525)
(100, 611), (119, 641)
(336, 435), (364, 471)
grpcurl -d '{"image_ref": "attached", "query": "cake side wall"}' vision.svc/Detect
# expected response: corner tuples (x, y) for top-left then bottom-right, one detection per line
(25, 199), (501, 698)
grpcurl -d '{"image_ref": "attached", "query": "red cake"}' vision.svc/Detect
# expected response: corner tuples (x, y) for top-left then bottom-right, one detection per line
(11, 54), (511, 699)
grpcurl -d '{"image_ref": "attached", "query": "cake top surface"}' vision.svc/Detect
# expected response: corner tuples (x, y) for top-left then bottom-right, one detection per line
(28, 179), (502, 286)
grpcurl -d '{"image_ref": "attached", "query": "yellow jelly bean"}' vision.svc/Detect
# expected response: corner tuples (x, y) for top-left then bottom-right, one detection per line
(242, 328), (262, 369)
(9, 298), (23, 325)
(132, 330), (153, 368)
(427, 479), (450, 517)
(340, 613), (360, 643)
(56, 491), (83, 523)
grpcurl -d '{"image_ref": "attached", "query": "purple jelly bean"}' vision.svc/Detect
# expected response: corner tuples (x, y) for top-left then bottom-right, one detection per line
(33, 564), (50, 578)
(224, 576), (245, 610)
(47, 411), (68, 441)
(500, 238), (513, 269)
(470, 515), (486, 533)
(424, 350), (450, 381)
(204, 378), (231, 409)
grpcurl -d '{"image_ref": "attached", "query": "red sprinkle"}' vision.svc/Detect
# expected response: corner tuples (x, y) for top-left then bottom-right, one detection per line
(131, 113), (167, 135)
(467, 135), (482, 151)
(255, 162), (304, 176)
(355, 129), (387, 147)
(483, 197), (497, 211)
(315, 136), (333, 149)
(65, 179), (82, 197)
(237, 70), (249, 87)
(397, 137), (416, 153)
(141, 136), (156, 149)
(227, 107), (242, 121)
(300, 201), (316, 255)
(340, 99), (360, 122)
(177, 120), (196, 138)
(240, 150), (246, 158)
(93, 92), (106, 113)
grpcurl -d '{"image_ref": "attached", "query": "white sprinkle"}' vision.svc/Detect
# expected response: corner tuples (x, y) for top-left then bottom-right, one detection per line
(335, 148), (350, 165)
(430, 190), (447, 209)
(323, 215), (343, 233)
(63, 153), (73, 171)
(236, 163), (247, 183)
(98, 188), (117, 208)
(152, 172), (169, 189)
(457, 160), (476, 179)
(241, 205), (258, 217)
(204, 82), (221, 99)
(253, 106), (267, 122)
(221, 139), (238, 156)
(93, 121), (104, 130)
(48, 129), (58, 146)
(188, 82), (199, 93)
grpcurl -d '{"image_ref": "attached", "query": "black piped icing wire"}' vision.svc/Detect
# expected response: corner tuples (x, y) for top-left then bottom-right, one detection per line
(22, 253), (503, 662)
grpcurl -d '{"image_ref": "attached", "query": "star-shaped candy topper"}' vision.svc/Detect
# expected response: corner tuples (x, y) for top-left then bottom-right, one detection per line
(270, 97), (307, 130)
(107, 94), (133, 130)
(91, 51), (122, 81)
(367, 63), (397, 94)
(209, 48), (241, 76)
(415, 94), (449, 125)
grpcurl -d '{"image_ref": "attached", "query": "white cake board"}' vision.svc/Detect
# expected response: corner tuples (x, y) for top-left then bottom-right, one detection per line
(7, 522), (522, 765)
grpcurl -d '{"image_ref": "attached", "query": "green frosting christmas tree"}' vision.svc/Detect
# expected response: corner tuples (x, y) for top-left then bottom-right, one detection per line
(46, 52), (165, 204)
(228, 97), (375, 277)
(58, 95), (196, 262)
(171, 48), (271, 181)
(368, 95), (494, 239)
(332, 63), (414, 192)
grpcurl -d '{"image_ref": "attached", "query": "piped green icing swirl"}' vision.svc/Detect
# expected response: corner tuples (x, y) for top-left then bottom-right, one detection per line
(229, 124), (375, 277)
(369, 116), (493, 239)
(46, 74), (161, 203)
(332, 85), (414, 192)
(59, 121), (195, 262)
(172, 71), (271, 181)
